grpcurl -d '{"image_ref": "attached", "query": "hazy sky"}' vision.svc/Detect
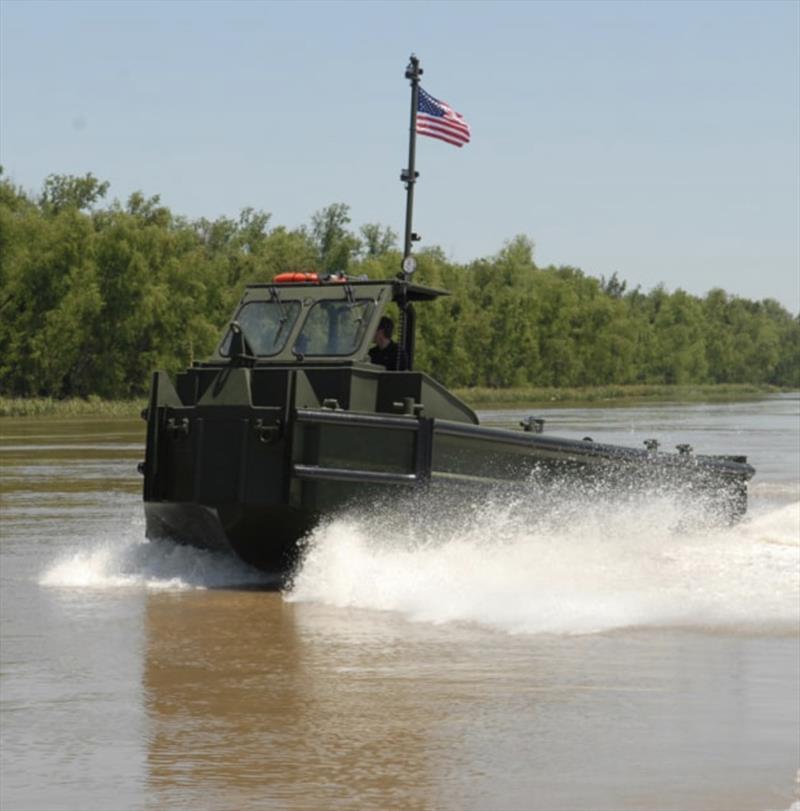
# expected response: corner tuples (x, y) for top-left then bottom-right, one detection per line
(1, 0), (798, 312)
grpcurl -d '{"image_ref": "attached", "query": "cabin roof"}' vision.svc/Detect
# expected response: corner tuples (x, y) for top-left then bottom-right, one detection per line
(243, 279), (449, 302)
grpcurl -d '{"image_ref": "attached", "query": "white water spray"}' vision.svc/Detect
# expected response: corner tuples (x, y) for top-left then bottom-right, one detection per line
(286, 491), (800, 636)
(39, 515), (269, 591)
(39, 488), (799, 636)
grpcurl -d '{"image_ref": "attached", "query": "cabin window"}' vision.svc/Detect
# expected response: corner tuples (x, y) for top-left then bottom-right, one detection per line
(295, 300), (374, 356)
(219, 300), (301, 357)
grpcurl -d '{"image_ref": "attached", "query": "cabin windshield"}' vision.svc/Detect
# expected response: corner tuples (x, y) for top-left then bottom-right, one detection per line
(219, 300), (301, 357)
(294, 300), (374, 356)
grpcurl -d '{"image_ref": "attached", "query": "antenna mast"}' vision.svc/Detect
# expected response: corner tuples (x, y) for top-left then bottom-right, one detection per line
(401, 54), (422, 270)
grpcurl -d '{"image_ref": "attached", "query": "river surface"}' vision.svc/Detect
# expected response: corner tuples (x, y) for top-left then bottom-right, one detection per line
(1, 396), (798, 811)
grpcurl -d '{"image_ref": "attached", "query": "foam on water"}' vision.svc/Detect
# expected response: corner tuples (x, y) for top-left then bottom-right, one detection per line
(286, 492), (800, 636)
(39, 519), (269, 591)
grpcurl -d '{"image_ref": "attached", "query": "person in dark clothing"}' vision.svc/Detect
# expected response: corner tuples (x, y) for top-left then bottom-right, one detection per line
(368, 316), (408, 370)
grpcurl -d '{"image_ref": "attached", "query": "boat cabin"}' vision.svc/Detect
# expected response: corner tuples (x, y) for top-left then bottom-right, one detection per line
(206, 277), (447, 369)
(166, 275), (477, 425)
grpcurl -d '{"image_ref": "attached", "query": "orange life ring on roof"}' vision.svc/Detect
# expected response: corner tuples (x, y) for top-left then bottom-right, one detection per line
(273, 272), (320, 284)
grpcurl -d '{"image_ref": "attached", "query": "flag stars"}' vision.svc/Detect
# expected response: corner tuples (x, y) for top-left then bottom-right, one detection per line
(416, 86), (471, 148)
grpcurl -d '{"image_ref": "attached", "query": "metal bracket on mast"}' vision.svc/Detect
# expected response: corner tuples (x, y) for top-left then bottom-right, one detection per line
(400, 169), (419, 188)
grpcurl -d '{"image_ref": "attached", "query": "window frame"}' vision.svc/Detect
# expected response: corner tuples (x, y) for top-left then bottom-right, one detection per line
(218, 299), (302, 358)
(295, 299), (376, 358)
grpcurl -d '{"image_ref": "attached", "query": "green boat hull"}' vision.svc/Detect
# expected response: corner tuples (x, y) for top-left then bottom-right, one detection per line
(142, 369), (752, 575)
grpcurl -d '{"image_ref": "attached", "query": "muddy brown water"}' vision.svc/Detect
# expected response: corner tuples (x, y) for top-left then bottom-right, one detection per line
(1, 397), (798, 811)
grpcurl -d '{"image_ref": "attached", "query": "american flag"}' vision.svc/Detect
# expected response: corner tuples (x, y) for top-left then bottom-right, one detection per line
(416, 87), (471, 148)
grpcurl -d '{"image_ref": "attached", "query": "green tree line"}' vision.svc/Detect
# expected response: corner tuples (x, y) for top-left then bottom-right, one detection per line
(1, 171), (798, 398)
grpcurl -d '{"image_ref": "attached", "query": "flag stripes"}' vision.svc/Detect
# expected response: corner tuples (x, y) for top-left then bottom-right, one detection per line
(416, 87), (471, 148)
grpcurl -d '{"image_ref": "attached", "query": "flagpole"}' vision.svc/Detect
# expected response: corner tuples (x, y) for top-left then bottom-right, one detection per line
(402, 54), (422, 267)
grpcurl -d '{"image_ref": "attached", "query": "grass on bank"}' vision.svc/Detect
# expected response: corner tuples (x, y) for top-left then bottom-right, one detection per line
(0, 384), (783, 418)
(0, 396), (147, 418)
(451, 383), (782, 407)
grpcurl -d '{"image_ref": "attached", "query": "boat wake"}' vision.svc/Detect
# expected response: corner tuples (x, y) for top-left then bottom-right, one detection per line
(39, 488), (799, 636)
(286, 491), (800, 637)
(39, 515), (270, 591)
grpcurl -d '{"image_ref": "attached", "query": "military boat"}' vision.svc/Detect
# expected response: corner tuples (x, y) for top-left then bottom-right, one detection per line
(140, 272), (755, 572)
(140, 54), (755, 573)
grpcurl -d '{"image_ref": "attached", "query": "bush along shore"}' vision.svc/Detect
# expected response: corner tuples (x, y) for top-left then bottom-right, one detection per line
(452, 383), (784, 407)
(2, 171), (798, 401)
(0, 384), (786, 419)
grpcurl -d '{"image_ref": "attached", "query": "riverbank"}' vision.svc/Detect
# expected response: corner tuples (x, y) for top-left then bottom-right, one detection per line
(0, 396), (147, 419)
(451, 383), (784, 407)
(0, 384), (784, 418)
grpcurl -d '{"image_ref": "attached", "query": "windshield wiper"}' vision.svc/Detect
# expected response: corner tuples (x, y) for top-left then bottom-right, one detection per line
(270, 286), (289, 339)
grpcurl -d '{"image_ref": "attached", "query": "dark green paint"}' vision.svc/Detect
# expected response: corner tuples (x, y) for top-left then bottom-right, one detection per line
(142, 278), (755, 575)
